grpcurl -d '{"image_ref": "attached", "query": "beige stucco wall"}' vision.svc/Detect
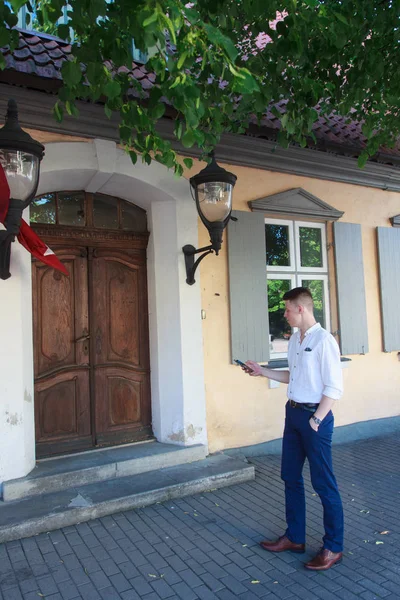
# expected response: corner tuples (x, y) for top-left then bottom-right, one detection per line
(17, 130), (400, 453)
(195, 163), (400, 453)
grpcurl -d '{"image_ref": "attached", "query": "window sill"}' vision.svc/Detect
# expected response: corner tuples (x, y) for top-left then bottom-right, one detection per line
(263, 356), (352, 369)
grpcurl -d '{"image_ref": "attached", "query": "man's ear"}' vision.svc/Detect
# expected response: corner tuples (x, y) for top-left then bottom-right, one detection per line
(298, 304), (305, 314)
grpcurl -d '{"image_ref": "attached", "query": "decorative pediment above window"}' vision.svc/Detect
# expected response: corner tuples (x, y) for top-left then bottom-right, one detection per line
(390, 215), (400, 227)
(249, 188), (344, 221)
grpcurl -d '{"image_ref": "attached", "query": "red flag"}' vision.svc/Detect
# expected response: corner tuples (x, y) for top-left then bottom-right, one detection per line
(0, 164), (68, 276)
(0, 163), (10, 224)
(17, 219), (69, 275)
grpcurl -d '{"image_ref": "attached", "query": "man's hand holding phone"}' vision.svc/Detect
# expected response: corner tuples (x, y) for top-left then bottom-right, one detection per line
(234, 359), (263, 376)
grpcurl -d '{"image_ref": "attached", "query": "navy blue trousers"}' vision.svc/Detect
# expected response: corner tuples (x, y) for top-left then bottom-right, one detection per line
(281, 402), (344, 552)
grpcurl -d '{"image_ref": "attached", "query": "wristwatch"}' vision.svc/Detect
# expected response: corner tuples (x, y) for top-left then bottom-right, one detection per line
(311, 415), (322, 426)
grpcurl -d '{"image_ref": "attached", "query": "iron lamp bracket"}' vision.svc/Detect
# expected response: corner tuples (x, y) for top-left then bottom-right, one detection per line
(182, 244), (214, 285)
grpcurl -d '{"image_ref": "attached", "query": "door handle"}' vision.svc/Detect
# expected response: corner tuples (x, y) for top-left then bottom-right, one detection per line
(75, 334), (90, 343)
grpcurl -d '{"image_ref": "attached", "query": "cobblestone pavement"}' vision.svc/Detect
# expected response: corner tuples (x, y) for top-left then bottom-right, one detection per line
(0, 433), (399, 600)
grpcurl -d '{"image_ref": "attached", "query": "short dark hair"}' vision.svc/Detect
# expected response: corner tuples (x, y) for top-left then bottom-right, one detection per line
(282, 287), (314, 306)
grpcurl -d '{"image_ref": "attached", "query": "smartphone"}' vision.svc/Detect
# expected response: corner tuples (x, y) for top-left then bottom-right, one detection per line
(234, 359), (254, 373)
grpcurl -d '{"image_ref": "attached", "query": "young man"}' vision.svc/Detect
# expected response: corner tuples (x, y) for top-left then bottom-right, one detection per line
(244, 287), (344, 571)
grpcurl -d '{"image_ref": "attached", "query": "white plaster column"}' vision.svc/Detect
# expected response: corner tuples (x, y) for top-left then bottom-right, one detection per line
(147, 196), (208, 447)
(0, 221), (35, 488)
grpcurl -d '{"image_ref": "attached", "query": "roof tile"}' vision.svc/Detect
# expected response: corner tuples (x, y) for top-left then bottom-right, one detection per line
(1, 29), (398, 160)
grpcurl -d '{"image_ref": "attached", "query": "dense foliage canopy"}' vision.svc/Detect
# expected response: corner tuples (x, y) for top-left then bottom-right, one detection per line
(1, 0), (400, 172)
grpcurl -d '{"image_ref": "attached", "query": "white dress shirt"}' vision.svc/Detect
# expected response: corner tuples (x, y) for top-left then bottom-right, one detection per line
(287, 323), (343, 404)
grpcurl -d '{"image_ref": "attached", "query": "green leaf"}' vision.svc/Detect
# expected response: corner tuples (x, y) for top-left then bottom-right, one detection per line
(0, 29), (10, 48)
(129, 151), (138, 165)
(57, 24), (70, 40)
(204, 24), (238, 61)
(143, 10), (158, 28)
(119, 125), (132, 142)
(159, 12), (177, 45)
(142, 152), (152, 165)
(61, 61), (82, 87)
(175, 120), (183, 140)
(185, 108), (199, 129)
(151, 103), (166, 119)
(231, 68), (259, 93)
(174, 163), (184, 177)
(184, 8), (200, 24)
(333, 11), (348, 26)
(10, 0), (28, 11)
(182, 130), (196, 148)
(4, 11), (18, 28)
(183, 157), (193, 169)
(104, 104), (112, 119)
(53, 101), (63, 122)
(65, 100), (79, 116)
(104, 79), (121, 100)
(169, 76), (181, 89)
(177, 52), (188, 70)
(286, 120), (295, 134)
(362, 122), (374, 140)
(357, 151), (369, 169)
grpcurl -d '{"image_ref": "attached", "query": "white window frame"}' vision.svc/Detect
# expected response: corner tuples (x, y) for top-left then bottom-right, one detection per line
(265, 217), (331, 359)
(265, 218), (295, 273)
(294, 220), (328, 273)
(267, 273), (296, 359)
(296, 273), (331, 333)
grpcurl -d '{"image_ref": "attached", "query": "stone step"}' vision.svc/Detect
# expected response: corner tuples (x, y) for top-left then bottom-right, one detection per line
(3, 441), (208, 502)
(0, 454), (254, 543)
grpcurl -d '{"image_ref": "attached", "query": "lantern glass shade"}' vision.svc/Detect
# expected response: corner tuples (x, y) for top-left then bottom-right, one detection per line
(0, 149), (39, 203)
(197, 181), (233, 223)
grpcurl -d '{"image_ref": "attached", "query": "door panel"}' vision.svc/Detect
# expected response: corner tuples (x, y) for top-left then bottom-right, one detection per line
(91, 249), (151, 444)
(33, 247), (92, 457)
(35, 370), (91, 454)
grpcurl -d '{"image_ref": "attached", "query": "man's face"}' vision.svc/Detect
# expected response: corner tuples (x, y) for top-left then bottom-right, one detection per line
(284, 300), (301, 328)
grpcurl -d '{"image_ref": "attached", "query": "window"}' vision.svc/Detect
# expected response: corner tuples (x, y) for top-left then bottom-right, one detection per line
(266, 218), (330, 358)
(17, 2), (70, 35)
(15, 3), (148, 64)
(30, 191), (147, 232)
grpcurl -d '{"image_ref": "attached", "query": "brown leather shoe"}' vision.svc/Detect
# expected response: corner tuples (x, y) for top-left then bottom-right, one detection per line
(305, 548), (342, 570)
(260, 535), (305, 554)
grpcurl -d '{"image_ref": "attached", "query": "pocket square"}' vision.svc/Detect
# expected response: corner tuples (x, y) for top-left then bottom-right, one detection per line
(304, 347), (312, 352)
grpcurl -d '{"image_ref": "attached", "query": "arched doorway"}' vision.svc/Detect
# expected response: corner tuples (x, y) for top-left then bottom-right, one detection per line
(31, 190), (152, 457)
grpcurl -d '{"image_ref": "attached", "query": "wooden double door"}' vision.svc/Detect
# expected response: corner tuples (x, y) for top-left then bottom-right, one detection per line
(33, 241), (151, 457)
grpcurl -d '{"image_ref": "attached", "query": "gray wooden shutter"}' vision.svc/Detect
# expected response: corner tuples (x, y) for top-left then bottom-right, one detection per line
(333, 222), (369, 355)
(227, 210), (270, 363)
(377, 227), (400, 351)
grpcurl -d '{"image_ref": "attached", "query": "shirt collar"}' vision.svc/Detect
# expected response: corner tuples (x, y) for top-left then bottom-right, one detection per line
(304, 322), (321, 337)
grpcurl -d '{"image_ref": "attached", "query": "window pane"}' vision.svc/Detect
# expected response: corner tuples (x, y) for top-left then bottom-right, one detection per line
(265, 224), (291, 267)
(30, 194), (56, 224)
(299, 227), (323, 267)
(122, 201), (147, 231)
(58, 191), (85, 226)
(302, 279), (325, 328)
(93, 194), (118, 229)
(267, 278), (292, 354)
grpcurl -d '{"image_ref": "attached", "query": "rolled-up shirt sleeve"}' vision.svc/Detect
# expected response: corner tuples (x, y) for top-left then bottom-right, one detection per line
(320, 335), (343, 400)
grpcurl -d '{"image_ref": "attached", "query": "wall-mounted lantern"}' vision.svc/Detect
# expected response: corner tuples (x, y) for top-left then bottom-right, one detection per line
(0, 99), (45, 280)
(182, 153), (237, 285)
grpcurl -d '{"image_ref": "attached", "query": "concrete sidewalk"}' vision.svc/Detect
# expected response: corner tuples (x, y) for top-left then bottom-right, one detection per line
(0, 433), (399, 600)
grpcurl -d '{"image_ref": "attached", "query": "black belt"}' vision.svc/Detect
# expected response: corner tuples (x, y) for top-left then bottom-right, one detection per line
(288, 399), (319, 412)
